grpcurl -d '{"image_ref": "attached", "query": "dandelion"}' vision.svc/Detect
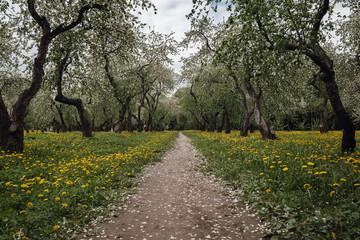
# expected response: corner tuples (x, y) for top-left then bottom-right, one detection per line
(260, 172), (264, 175)
(27, 202), (33, 207)
(61, 192), (66, 195)
(270, 165), (274, 168)
(62, 203), (68, 208)
(330, 191), (335, 197)
(319, 171), (327, 175)
(307, 162), (315, 166)
(333, 183), (339, 187)
(303, 184), (312, 189)
(340, 178), (346, 182)
(283, 167), (289, 171)
(302, 165), (307, 168)
(354, 183), (360, 187)
(19, 210), (26, 214)
(332, 232), (336, 238)
(53, 225), (59, 231)
(266, 189), (271, 193)
(55, 197), (60, 201)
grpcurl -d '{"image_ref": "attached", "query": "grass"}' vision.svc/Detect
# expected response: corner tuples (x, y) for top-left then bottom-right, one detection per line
(0, 130), (178, 240)
(184, 130), (360, 240)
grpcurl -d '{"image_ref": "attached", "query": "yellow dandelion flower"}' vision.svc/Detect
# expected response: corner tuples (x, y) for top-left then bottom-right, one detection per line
(340, 178), (346, 182)
(62, 203), (68, 208)
(354, 183), (360, 187)
(27, 202), (33, 207)
(53, 225), (59, 231)
(330, 191), (335, 197)
(283, 167), (289, 171)
(55, 197), (60, 201)
(303, 184), (312, 189)
(61, 192), (66, 195)
(333, 183), (339, 187)
(266, 189), (271, 193)
(307, 162), (315, 166)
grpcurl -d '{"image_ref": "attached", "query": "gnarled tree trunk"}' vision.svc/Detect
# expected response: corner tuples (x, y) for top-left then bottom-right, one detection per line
(229, 67), (254, 137)
(243, 70), (275, 140)
(54, 52), (92, 138)
(306, 45), (355, 152)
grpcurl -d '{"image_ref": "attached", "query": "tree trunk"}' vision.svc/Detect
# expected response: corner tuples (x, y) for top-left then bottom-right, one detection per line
(306, 44), (356, 151)
(243, 71), (275, 140)
(135, 107), (143, 132)
(240, 111), (253, 137)
(54, 103), (68, 132)
(54, 51), (92, 138)
(126, 108), (133, 132)
(322, 71), (355, 152)
(217, 110), (226, 133)
(225, 113), (231, 134)
(146, 113), (152, 132)
(320, 96), (329, 133)
(229, 67), (254, 137)
(113, 97), (131, 133)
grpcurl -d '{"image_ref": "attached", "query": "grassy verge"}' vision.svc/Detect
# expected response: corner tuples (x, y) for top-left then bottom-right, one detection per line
(184, 130), (360, 240)
(0, 131), (178, 240)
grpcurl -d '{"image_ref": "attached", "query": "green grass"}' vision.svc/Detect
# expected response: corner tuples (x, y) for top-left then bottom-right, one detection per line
(0, 131), (178, 240)
(184, 130), (360, 240)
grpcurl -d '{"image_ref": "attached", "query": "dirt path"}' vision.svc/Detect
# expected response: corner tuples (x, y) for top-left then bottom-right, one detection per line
(77, 133), (265, 240)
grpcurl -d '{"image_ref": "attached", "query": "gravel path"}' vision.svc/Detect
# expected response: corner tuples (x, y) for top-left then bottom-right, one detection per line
(77, 133), (265, 240)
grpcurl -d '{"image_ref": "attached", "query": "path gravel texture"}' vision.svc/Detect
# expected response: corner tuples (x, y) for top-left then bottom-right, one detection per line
(78, 133), (266, 240)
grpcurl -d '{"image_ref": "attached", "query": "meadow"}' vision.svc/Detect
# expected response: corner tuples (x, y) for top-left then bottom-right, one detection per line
(185, 130), (360, 240)
(0, 131), (177, 240)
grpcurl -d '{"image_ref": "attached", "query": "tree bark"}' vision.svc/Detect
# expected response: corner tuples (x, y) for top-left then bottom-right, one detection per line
(241, 111), (253, 137)
(54, 52), (92, 138)
(126, 108), (133, 132)
(225, 113), (231, 134)
(229, 67), (254, 137)
(114, 97), (131, 133)
(305, 44), (356, 151)
(243, 70), (275, 140)
(53, 102), (68, 132)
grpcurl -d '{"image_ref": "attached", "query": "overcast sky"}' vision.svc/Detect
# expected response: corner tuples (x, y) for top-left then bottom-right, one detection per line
(137, 0), (229, 74)
(137, 1), (348, 74)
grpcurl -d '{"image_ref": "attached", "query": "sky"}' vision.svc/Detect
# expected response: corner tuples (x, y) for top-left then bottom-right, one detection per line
(137, 0), (229, 74)
(137, 1), (348, 74)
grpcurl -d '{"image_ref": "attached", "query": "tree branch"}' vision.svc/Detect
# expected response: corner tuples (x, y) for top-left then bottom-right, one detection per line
(27, 0), (51, 32)
(311, 0), (330, 42)
(51, 4), (105, 38)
